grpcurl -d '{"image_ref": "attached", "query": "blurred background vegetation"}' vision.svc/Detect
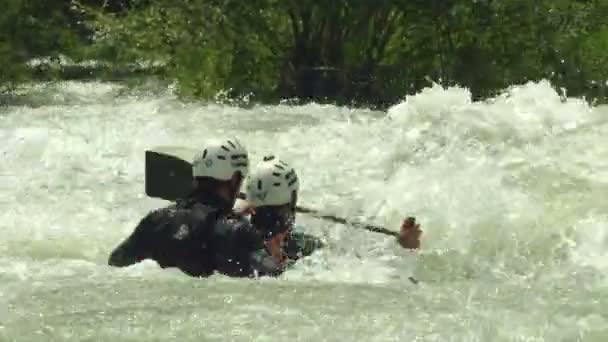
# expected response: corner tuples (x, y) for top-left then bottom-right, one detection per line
(1, 0), (607, 108)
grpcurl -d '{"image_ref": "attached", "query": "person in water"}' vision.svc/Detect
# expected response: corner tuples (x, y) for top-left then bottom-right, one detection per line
(236, 155), (315, 265)
(237, 155), (422, 267)
(108, 138), (289, 278)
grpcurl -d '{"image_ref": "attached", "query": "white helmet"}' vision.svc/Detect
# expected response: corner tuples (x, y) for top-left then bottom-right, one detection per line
(192, 138), (249, 180)
(245, 155), (299, 207)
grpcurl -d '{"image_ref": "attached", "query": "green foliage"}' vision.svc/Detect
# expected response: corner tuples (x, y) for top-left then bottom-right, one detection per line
(1, 0), (607, 106)
(0, 0), (88, 87)
(76, 0), (287, 100)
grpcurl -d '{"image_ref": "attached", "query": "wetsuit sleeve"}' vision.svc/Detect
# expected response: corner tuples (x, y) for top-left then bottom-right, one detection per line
(225, 219), (287, 277)
(248, 249), (286, 277)
(108, 207), (169, 267)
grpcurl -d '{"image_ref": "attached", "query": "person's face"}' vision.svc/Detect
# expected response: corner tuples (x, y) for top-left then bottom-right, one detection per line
(217, 173), (244, 206)
(251, 203), (296, 237)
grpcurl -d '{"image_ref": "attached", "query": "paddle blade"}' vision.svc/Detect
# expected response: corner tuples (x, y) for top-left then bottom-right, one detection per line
(144, 146), (196, 202)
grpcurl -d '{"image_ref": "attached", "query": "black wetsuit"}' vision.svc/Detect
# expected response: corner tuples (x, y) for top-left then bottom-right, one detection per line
(282, 231), (325, 261)
(108, 194), (285, 278)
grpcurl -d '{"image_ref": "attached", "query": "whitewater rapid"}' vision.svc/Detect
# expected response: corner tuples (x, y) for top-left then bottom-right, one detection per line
(1, 80), (607, 341)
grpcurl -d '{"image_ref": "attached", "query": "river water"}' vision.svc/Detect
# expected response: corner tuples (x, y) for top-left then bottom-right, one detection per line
(1, 80), (607, 341)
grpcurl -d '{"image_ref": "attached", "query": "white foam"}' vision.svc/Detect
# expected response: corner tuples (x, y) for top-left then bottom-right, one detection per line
(1, 80), (607, 341)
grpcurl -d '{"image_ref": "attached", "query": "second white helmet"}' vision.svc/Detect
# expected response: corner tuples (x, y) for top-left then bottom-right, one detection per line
(245, 155), (299, 207)
(192, 138), (249, 180)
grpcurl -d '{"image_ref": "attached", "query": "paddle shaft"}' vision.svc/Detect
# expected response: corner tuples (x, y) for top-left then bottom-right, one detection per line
(236, 192), (399, 238)
(295, 206), (400, 238)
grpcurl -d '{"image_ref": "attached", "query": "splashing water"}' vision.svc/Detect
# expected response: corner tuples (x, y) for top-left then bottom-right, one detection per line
(1, 80), (607, 341)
